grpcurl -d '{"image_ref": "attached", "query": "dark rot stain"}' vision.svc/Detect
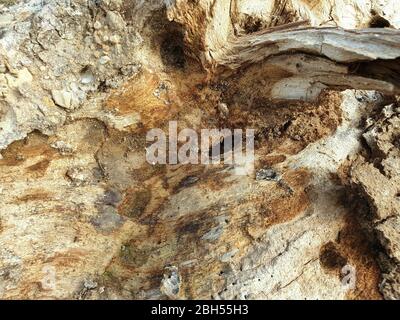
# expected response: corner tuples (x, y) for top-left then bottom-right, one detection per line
(118, 188), (152, 218)
(319, 241), (348, 270)
(160, 30), (186, 69)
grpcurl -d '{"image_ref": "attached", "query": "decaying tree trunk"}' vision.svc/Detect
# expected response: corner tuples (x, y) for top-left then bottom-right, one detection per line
(0, 0), (400, 300)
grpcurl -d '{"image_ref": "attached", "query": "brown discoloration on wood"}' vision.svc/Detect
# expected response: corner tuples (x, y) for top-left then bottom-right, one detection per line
(340, 215), (383, 300)
(15, 191), (52, 203)
(25, 159), (51, 176)
(0, 132), (56, 167)
(118, 187), (152, 218)
(45, 249), (89, 268)
(258, 154), (287, 167)
(224, 87), (343, 155)
(105, 64), (207, 131)
(247, 168), (311, 238)
(105, 70), (173, 128)
(319, 214), (382, 300)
